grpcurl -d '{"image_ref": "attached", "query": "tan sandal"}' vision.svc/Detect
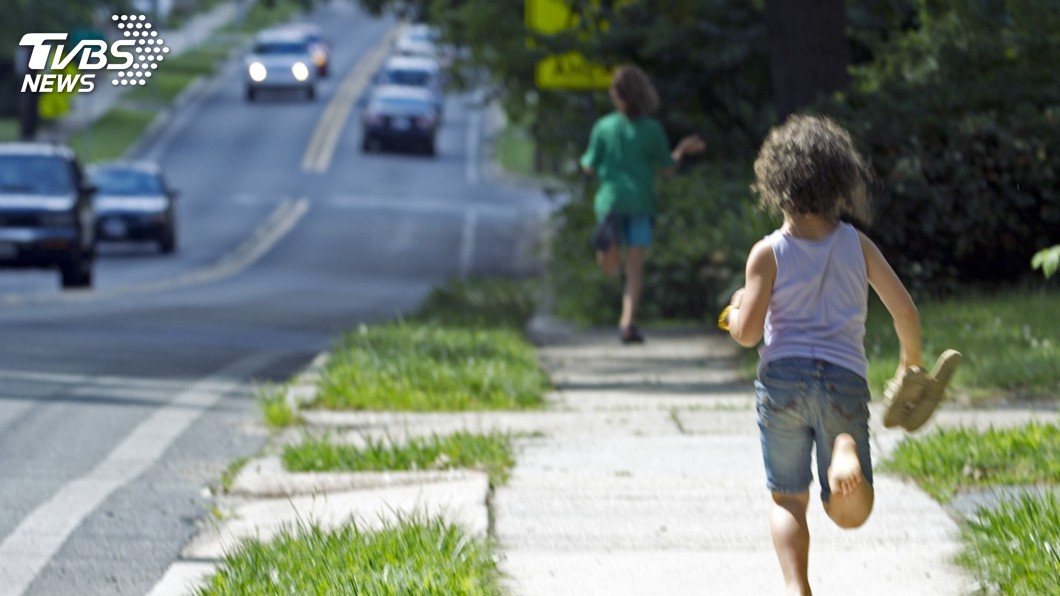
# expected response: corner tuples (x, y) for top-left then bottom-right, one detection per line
(882, 366), (930, 429)
(901, 350), (962, 431)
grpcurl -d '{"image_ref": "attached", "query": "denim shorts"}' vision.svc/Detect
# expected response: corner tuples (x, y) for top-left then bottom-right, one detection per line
(591, 214), (653, 251)
(754, 357), (873, 503)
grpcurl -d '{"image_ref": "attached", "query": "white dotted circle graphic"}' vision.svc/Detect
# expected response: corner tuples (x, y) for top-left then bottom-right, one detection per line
(110, 14), (169, 91)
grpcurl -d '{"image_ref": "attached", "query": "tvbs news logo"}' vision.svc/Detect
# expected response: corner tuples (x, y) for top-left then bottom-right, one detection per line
(20, 14), (169, 94)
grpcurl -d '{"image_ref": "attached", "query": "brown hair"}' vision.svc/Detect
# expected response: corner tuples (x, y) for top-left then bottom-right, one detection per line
(610, 65), (659, 119)
(751, 115), (873, 224)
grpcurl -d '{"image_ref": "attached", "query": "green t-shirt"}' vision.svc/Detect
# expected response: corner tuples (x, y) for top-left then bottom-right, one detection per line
(580, 112), (676, 219)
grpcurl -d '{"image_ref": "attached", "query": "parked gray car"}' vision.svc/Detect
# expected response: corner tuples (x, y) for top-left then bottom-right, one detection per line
(0, 143), (95, 289)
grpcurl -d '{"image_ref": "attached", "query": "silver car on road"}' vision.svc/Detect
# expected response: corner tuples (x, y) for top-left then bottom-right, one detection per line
(245, 28), (317, 102)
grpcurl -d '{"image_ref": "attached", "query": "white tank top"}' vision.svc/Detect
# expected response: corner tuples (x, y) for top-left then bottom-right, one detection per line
(758, 222), (869, 379)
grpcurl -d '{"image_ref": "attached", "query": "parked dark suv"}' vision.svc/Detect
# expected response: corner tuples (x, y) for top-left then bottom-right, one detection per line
(0, 143), (96, 289)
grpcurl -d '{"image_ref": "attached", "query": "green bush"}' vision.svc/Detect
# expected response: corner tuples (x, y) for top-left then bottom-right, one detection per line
(822, 1), (1060, 294)
(549, 163), (777, 324)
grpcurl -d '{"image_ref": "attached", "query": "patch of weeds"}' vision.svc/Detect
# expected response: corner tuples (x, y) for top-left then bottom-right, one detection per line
(283, 431), (515, 486)
(199, 516), (502, 595)
(881, 422), (1060, 503)
(258, 385), (299, 429)
(315, 322), (548, 411)
(413, 277), (539, 331)
(959, 491), (1060, 594)
(219, 456), (251, 493)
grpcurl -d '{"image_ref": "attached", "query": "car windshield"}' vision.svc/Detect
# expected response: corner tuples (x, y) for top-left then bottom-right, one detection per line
(0, 155), (73, 195)
(381, 69), (432, 86)
(90, 168), (163, 196)
(370, 96), (431, 114)
(254, 42), (307, 55)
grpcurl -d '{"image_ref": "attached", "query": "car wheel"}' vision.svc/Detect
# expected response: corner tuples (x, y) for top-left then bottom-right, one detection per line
(424, 140), (436, 157)
(60, 256), (92, 290)
(246, 86), (256, 102)
(306, 85), (316, 101)
(159, 227), (176, 254)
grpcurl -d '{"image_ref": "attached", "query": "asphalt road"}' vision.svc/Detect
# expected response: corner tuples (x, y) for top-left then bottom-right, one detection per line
(0, 3), (552, 594)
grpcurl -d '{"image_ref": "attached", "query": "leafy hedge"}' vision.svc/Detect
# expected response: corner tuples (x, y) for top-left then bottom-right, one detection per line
(822, 1), (1060, 293)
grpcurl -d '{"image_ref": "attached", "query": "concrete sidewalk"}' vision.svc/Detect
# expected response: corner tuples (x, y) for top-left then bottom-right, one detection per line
(153, 324), (1058, 595)
(494, 327), (976, 595)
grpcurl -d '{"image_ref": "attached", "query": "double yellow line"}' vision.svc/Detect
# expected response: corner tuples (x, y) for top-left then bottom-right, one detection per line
(301, 25), (402, 173)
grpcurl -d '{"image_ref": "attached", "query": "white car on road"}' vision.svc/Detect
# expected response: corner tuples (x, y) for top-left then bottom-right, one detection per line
(245, 29), (317, 102)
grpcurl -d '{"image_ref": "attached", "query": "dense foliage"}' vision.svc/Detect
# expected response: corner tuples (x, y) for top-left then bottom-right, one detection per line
(358, 0), (1058, 320)
(821, 1), (1060, 292)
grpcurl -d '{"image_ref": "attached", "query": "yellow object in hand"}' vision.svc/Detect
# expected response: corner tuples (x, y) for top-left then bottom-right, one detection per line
(718, 305), (734, 331)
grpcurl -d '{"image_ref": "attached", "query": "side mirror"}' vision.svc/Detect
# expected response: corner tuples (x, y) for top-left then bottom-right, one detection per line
(168, 189), (180, 200)
(81, 184), (98, 196)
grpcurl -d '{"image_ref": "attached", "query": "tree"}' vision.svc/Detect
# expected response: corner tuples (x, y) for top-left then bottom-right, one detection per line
(764, 0), (850, 119)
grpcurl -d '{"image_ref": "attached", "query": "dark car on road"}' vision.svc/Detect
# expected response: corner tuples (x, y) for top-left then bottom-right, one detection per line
(0, 143), (95, 289)
(361, 85), (441, 156)
(375, 55), (444, 119)
(88, 162), (178, 254)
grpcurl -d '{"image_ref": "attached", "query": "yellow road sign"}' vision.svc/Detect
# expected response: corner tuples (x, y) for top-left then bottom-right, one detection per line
(535, 52), (612, 90)
(526, 0), (612, 90)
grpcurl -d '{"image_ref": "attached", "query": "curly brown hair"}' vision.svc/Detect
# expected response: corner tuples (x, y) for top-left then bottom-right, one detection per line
(751, 115), (873, 224)
(610, 65), (659, 119)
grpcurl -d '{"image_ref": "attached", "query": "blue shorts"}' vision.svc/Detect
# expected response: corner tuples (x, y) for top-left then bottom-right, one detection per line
(591, 214), (653, 251)
(754, 358), (873, 503)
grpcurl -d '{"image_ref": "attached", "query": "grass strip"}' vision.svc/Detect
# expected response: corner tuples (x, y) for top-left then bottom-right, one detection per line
(496, 125), (535, 177)
(413, 277), (538, 330)
(258, 385), (299, 429)
(124, 38), (239, 106)
(0, 118), (17, 142)
(199, 517), (502, 595)
(283, 431), (515, 485)
(958, 491), (1060, 595)
(67, 107), (155, 163)
(880, 422), (1060, 502)
(315, 322), (548, 411)
(863, 288), (1059, 400)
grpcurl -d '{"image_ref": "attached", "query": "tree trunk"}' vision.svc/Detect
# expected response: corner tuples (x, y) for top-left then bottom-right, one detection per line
(764, 0), (851, 120)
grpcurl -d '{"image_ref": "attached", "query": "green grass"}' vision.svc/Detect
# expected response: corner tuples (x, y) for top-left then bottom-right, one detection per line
(314, 322), (548, 411)
(863, 288), (1060, 401)
(224, 0), (303, 35)
(0, 118), (17, 141)
(414, 277), (539, 330)
(199, 517), (502, 595)
(125, 39), (239, 106)
(67, 107), (155, 163)
(958, 491), (1060, 595)
(258, 385), (299, 429)
(283, 431), (515, 485)
(880, 423), (1060, 502)
(496, 125), (536, 177)
(219, 456), (251, 493)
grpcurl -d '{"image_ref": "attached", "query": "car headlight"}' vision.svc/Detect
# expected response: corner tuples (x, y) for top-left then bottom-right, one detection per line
(291, 62), (310, 81)
(248, 62), (267, 82)
(40, 212), (75, 227)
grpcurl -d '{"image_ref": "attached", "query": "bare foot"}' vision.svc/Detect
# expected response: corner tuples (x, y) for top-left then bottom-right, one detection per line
(828, 434), (863, 497)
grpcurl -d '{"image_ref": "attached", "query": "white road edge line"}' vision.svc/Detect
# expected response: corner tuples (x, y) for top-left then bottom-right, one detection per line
(0, 197), (310, 307)
(466, 105), (482, 185)
(301, 25), (403, 173)
(0, 353), (275, 596)
(458, 209), (478, 279)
